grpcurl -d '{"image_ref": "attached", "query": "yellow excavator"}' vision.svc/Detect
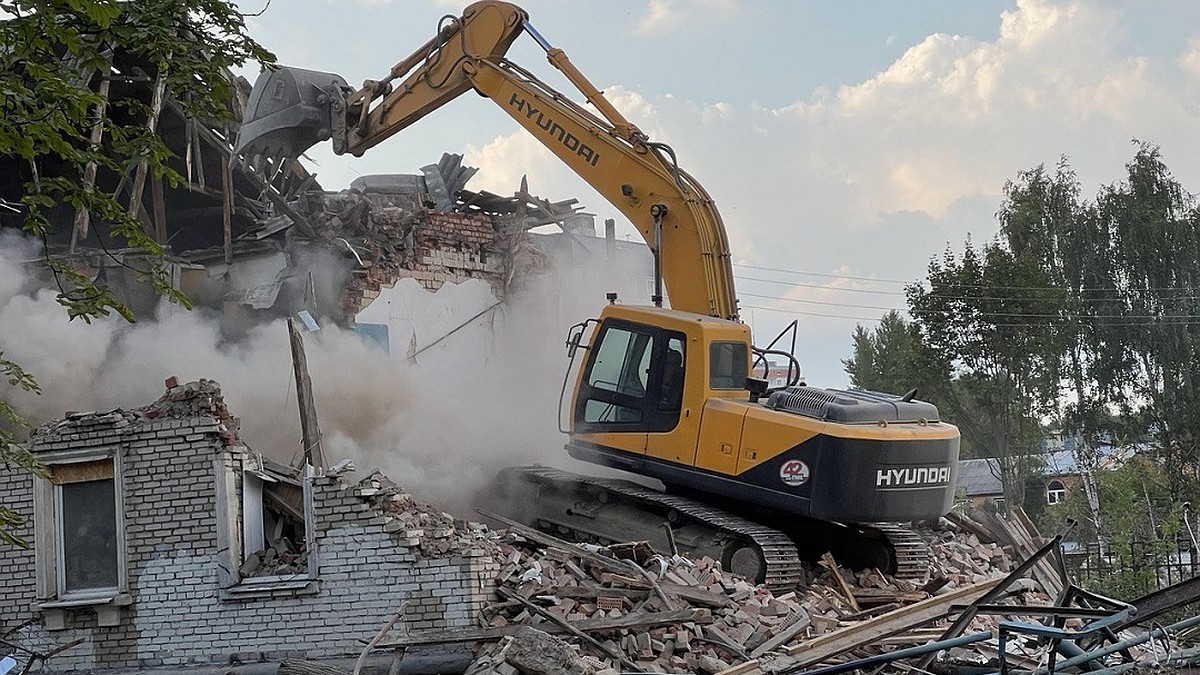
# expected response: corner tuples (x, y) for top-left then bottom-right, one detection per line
(236, 1), (960, 588)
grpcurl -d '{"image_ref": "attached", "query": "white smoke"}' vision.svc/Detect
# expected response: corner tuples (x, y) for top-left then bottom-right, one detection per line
(0, 229), (637, 516)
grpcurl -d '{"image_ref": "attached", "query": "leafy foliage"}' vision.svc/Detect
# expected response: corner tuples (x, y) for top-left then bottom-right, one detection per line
(1, 353), (48, 546)
(843, 310), (950, 399)
(1, 0), (273, 546)
(849, 143), (1200, 518)
(1, 0), (272, 319)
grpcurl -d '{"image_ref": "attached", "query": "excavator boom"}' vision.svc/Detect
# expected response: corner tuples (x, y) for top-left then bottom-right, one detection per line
(236, 1), (961, 587)
(236, 0), (738, 321)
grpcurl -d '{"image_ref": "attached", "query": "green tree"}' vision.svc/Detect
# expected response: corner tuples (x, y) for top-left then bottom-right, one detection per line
(1095, 146), (1200, 496)
(905, 239), (1068, 510)
(842, 310), (950, 399)
(1, 0), (272, 545)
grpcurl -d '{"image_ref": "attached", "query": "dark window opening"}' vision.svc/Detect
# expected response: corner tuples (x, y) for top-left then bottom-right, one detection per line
(710, 341), (749, 390)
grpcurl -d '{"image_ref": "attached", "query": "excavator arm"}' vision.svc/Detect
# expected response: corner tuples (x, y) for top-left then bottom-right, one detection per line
(236, 0), (738, 320)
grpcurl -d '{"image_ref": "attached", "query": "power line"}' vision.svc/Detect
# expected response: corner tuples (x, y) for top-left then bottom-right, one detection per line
(741, 304), (886, 322)
(733, 263), (912, 285)
(734, 262), (1200, 294)
(741, 303), (1200, 330)
(739, 291), (1200, 323)
(736, 274), (1200, 303)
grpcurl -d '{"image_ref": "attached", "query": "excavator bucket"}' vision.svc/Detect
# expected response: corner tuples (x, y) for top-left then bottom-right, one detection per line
(234, 66), (350, 160)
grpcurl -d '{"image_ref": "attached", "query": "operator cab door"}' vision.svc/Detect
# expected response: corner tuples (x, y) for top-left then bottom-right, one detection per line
(574, 320), (687, 455)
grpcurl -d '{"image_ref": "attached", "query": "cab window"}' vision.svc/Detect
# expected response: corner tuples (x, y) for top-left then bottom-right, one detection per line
(587, 327), (652, 397)
(575, 322), (688, 433)
(709, 341), (748, 390)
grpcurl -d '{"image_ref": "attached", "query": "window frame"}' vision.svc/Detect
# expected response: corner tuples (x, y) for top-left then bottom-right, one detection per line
(215, 450), (320, 600)
(32, 447), (131, 628)
(1046, 479), (1067, 505)
(709, 340), (750, 390)
(574, 319), (687, 434)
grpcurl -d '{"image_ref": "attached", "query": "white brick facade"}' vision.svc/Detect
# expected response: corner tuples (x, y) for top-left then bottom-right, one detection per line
(0, 386), (497, 672)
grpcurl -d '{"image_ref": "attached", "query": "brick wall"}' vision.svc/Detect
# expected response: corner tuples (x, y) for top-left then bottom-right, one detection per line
(0, 463), (35, 624)
(341, 207), (508, 316)
(0, 384), (497, 672)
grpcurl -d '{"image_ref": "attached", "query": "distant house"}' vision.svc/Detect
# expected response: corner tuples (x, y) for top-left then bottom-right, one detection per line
(955, 440), (1136, 511)
(1039, 444), (1136, 506)
(955, 458), (1005, 511)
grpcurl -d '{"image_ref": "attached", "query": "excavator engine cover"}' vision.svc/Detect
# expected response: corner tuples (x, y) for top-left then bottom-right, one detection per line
(765, 387), (940, 424)
(235, 67), (349, 159)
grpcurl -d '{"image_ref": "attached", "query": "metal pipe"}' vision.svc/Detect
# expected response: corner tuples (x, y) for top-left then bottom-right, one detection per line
(1079, 646), (1200, 675)
(651, 204), (666, 307)
(984, 613), (1200, 675)
(521, 20), (553, 51)
(784, 632), (992, 675)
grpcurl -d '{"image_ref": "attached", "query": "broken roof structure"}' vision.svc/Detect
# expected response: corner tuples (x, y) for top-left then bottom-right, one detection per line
(0, 43), (632, 335)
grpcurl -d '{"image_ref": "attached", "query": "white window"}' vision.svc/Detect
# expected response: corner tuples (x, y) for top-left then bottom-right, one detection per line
(1047, 480), (1067, 505)
(33, 450), (131, 628)
(216, 451), (318, 600)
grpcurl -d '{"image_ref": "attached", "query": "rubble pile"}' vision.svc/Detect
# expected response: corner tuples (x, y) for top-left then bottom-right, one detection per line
(464, 527), (1010, 674)
(35, 376), (242, 447)
(326, 475), (1198, 675)
(349, 470), (502, 559)
(321, 191), (422, 278)
(239, 545), (307, 577)
(919, 518), (1015, 583)
(142, 376), (241, 445)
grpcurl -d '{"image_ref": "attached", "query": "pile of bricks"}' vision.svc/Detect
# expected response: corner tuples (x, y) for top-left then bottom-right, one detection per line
(336, 477), (1040, 675)
(141, 376), (241, 445)
(346, 470), (501, 559)
(466, 527), (1024, 675)
(924, 521), (1015, 584)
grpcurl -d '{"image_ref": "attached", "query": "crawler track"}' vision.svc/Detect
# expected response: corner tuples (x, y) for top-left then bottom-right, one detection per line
(487, 466), (931, 591)
(515, 466), (806, 591)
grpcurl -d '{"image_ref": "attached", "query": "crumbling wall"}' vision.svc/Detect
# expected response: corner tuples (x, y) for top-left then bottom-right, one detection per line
(2, 381), (497, 673)
(325, 188), (509, 319)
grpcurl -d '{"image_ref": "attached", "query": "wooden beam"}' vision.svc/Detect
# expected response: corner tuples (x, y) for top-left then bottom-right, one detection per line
(819, 552), (860, 613)
(71, 72), (111, 253)
(165, 96), (320, 238)
(151, 173), (167, 245)
(128, 71), (167, 220)
(375, 605), (711, 649)
(222, 150), (233, 264)
(478, 509), (729, 608)
(717, 578), (1004, 675)
(287, 317), (325, 469)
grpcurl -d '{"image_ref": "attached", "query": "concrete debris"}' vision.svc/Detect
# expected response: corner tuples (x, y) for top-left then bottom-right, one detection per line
(239, 542), (307, 577)
(347, 470), (500, 559)
(464, 627), (596, 675)
(351, 477), (1199, 675)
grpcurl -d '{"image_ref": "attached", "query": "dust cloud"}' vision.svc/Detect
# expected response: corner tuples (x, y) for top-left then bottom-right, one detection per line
(0, 230), (641, 516)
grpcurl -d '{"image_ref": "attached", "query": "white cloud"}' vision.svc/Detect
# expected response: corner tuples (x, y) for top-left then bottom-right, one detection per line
(1179, 36), (1200, 78)
(635, 0), (739, 35)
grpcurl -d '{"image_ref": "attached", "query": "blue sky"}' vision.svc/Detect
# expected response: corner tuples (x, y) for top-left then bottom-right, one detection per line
(237, 0), (1200, 388)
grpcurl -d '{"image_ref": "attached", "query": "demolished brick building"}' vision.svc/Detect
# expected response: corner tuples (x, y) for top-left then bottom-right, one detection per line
(1, 51), (655, 674)
(0, 379), (498, 672)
